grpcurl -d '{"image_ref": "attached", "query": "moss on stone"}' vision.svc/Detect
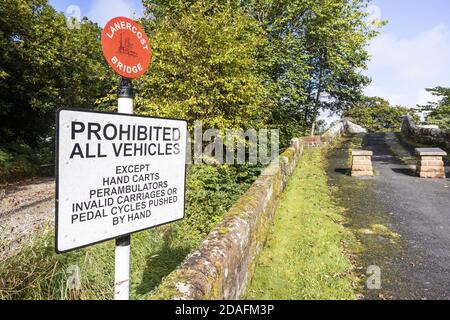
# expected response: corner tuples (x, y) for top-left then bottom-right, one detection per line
(218, 227), (230, 235)
(149, 271), (191, 300)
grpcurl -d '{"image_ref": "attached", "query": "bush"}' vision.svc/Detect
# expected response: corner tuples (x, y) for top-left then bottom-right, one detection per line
(0, 140), (54, 182)
(0, 143), (39, 182)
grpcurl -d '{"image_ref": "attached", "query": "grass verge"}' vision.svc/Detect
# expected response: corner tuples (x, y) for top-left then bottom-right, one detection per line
(245, 148), (359, 300)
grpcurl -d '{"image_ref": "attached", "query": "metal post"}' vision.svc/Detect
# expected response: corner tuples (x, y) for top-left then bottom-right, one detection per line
(115, 235), (131, 300)
(114, 77), (134, 300)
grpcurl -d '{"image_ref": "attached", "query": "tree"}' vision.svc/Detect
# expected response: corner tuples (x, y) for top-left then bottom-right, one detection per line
(419, 86), (450, 129)
(137, 0), (382, 147)
(138, 0), (270, 132)
(343, 96), (419, 132)
(301, 0), (384, 133)
(0, 0), (114, 147)
(242, 0), (383, 141)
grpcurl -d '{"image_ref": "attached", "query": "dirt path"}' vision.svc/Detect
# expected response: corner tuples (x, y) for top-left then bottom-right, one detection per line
(328, 133), (450, 300)
(0, 178), (55, 260)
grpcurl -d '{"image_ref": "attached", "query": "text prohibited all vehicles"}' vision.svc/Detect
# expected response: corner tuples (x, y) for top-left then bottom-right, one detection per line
(56, 109), (187, 253)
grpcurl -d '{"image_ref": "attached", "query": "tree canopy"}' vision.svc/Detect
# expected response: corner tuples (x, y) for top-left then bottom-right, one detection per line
(1, 0), (381, 153)
(0, 0), (114, 147)
(343, 96), (419, 132)
(419, 86), (450, 130)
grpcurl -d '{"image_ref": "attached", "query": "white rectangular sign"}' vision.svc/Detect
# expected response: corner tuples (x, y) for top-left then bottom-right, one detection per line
(56, 109), (187, 253)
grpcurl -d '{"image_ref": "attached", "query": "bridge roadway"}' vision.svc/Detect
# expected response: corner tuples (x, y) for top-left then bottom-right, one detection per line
(329, 132), (450, 299)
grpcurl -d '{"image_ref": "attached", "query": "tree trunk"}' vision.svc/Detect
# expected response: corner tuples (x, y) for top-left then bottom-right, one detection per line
(311, 64), (323, 136)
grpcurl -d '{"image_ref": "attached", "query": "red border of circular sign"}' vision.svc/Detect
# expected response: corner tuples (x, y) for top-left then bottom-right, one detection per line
(101, 17), (151, 78)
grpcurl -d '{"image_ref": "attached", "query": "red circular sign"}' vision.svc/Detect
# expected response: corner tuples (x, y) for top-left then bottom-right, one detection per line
(101, 17), (151, 78)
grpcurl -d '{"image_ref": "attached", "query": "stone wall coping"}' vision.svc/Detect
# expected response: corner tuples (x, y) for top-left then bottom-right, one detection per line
(402, 115), (449, 151)
(352, 149), (373, 156)
(415, 148), (447, 156)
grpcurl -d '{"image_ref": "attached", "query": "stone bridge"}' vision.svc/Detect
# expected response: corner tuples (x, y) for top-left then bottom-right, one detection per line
(151, 118), (450, 300)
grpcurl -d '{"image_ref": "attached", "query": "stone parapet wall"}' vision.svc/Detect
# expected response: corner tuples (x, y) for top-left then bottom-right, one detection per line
(151, 138), (304, 300)
(323, 119), (367, 139)
(149, 120), (360, 300)
(402, 115), (450, 151)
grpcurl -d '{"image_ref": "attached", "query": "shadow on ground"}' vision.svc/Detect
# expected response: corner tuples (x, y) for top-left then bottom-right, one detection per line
(135, 237), (190, 296)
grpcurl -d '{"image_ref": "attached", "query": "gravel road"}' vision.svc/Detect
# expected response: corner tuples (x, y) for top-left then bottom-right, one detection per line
(0, 178), (55, 260)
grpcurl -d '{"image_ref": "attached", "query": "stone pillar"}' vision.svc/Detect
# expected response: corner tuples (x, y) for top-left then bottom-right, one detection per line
(415, 148), (447, 179)
(351, 150), (373, 177)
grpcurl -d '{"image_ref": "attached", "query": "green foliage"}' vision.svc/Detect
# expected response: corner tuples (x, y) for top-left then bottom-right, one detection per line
(0, 143), (46, 181)
(137, 0), (269, 131)
(419, 86), (450, 129)
(243, 0), (383, 140)
(343, 96), (419, 132)
(1, 0), (382, 177)
(0, 0), (115, 147)
(136, 0), (380, 145)
(0, 0), (383, 297)
(171, 164), (261, 247)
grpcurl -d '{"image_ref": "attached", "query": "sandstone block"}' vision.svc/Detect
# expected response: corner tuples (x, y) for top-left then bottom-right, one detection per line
(352, 171), (373, 177)
(353, 159), (372, 165)
(352, 149), (373, 156)
(420, 172), (446, 179)
(352, 165), (373, 172)
(415, 148), (447, 157)
(351, 150), (373, 177)
(418, 160), (444, 167)
(420, 156), (443, 161)
(417, 166), (445, 173)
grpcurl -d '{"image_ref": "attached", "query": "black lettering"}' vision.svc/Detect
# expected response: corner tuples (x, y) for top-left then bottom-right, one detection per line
(104, 124), (118, 140)
(137, 126), (147, 140)
(71, 122), (85, 140)
(173, 128), (181, 141)
(173, 143), (180, 155)
(70, 143), (84, 159)
(113, 143), (123, 156)
(88, 122), (102, 140)
(163, 127), (171, 141)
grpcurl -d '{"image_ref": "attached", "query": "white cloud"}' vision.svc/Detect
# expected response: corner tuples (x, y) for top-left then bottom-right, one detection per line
(365, 24), (450, 107)
(87, 0), (142, 26)
(364, 83), (407, 106)
(416, 89), (440, 107)
(366, 5), (382, 23)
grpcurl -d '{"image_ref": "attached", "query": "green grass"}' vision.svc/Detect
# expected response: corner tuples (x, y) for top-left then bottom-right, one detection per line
(245, 148), (359, 300)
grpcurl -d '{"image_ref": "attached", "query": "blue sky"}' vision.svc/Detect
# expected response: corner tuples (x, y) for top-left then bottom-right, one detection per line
(367, 0), (450, 108)
(50, 0), (144, 26)
(50, 0), (450, 110)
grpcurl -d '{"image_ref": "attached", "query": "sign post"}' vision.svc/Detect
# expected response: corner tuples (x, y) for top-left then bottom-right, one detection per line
(115, 77), (134, 300)
(55, 17), (187, 301)
(104, 16), (151, 301)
